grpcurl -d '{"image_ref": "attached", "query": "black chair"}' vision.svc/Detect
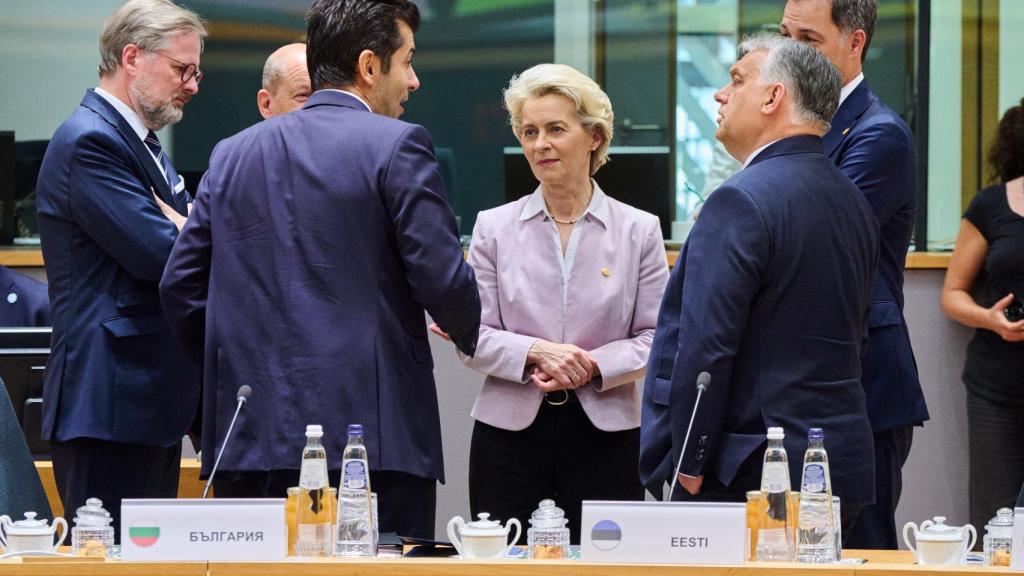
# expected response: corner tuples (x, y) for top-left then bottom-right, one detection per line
(0, 375), (52, 521)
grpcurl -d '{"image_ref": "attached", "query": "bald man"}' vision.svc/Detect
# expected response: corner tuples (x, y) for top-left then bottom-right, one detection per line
(257, 43), (311, 119)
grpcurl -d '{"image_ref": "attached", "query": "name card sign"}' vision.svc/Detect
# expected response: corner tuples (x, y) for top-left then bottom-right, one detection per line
(1012, 507), (1024, 570)
(581, 500), (745, 564)
(121, 498), (286, 561)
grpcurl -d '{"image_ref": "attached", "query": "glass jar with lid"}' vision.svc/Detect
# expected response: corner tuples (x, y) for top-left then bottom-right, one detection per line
(983, 507), (1013, 566)
(71, 498), (114, 557)
(527, 499), (569, 559)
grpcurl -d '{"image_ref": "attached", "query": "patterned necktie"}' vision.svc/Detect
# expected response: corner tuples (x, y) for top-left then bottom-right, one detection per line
(144, 131), (185, 203)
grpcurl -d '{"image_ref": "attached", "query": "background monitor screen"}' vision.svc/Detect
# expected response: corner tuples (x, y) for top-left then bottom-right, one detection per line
(503, 146), (672, 240)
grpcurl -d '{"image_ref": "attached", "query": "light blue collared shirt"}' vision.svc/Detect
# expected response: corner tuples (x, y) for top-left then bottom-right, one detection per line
(518, 181), (610, 322)
(93, 87), (168, 182)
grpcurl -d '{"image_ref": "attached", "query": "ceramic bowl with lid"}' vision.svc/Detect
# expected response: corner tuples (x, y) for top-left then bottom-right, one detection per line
(0, 512), (68, 553)
(446, 512), (521, 559)
(903, 516), (977, 565)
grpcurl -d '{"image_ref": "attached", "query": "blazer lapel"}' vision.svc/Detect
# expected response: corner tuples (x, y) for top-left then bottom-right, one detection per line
(81, 90), (176, 205)
(823, 80), (875, 157)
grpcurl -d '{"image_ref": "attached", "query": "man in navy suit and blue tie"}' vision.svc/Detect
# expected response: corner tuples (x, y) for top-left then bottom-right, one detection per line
(640, 34), (879, 534)
(160, 0), (480, 538)
(782, 0), (929, 549)
(36, 0), (205, 539)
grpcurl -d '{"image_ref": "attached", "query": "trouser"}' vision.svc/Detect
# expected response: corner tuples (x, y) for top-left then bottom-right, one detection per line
(213, 468), (436, 539)
(468, 392), (644, 544)
(967, 390), (1024, 546)
(51, 437), (181, 543)
(845, 425), (914, 549)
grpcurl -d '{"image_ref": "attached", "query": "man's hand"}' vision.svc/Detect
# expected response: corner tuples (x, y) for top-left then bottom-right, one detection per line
(428, 322), (451, 341)
(677, 473), (704, 496)
(152, 190), (187, 232)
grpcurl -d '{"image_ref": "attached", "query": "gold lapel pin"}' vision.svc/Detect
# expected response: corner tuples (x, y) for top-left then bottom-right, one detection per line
(601, 267), (611, 277)
(842, 127), (850, 136)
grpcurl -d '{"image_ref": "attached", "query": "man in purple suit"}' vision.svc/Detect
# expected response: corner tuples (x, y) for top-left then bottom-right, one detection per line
(160, 0), (480, 538)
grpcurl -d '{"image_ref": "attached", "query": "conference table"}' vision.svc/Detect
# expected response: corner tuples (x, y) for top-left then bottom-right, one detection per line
(0, 550), (1018, 575)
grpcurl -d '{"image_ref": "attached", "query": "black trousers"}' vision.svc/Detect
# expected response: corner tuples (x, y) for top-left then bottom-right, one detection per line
(966, 391), (1024, 542)
(51, 437), (182, 543)
(213, 468), (436, 539)
(845, 425), (914, 549)
(672, 448), (862, 544)
(468, 393), (644, 544)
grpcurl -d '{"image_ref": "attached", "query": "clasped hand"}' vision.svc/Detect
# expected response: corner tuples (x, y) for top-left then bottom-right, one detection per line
(527, 340), (598, 392)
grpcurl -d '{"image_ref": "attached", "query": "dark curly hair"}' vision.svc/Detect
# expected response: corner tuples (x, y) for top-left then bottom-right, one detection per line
(988, 97), (1024, 183)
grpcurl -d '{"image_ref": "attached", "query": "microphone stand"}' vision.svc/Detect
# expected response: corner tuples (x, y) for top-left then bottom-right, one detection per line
(202, 387), (250, 498)
(667, 373), (710, 502)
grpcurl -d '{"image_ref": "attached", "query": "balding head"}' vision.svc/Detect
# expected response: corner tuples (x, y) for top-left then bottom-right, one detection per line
(257, 43), (311, 119)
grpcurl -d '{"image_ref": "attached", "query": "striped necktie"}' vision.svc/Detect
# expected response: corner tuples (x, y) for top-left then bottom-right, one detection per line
(144, 131), (185, 202)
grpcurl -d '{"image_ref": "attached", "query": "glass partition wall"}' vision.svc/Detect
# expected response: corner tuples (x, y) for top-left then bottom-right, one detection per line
(3, 1), (1015, 249)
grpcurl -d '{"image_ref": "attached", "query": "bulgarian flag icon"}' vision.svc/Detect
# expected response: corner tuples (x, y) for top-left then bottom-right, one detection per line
(129, 520), (160, 548)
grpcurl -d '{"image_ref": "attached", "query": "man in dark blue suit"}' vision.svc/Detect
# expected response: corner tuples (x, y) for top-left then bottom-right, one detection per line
(0, 267), (50, 326)
(160, 0), (480, 538)
(640, 35), (878, 532)
(35, 0), (205, 539)
(782, 0), (929, 549)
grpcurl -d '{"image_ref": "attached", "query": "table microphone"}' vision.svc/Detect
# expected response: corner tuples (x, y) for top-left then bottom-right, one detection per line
(202, 385), (252, 499)
(667, 371), (711, 502)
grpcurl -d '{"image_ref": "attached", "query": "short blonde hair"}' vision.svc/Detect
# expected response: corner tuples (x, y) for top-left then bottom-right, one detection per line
(503, 63), (614, 175)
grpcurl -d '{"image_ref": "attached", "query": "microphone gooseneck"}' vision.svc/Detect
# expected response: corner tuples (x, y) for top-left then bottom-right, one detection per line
(202, 385), (252, 499)
(667, 372), (711, 502)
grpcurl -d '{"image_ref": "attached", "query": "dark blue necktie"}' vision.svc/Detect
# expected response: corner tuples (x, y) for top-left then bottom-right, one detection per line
(145, 131), (186, 204)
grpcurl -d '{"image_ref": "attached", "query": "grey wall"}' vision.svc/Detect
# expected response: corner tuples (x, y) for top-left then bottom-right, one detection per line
(897, 269), (973, 538)
(429, 267), (976, 545)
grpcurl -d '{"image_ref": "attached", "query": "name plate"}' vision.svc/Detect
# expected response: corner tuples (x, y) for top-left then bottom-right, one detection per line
(121, 498), (286, 561)
(581, 500), (745, 564)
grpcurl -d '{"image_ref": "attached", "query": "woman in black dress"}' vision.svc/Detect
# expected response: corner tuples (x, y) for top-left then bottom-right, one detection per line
(942, 97), (1024, 531)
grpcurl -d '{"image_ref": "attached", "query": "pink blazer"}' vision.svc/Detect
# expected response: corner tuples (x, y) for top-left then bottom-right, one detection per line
(461, 184), (668, 431)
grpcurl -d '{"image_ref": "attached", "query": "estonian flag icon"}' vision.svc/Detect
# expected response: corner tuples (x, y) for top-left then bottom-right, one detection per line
(591, 519), (622, 551)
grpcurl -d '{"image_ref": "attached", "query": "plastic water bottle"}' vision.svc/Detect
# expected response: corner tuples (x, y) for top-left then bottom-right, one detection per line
(797, 427), (836, 563)
(335, 424), (376, 557)
(295, 424), (334, 557)
(756, 427), (793, 561)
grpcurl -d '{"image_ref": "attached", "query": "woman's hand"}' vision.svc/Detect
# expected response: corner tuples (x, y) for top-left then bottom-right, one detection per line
(527, 340), (597, 390)
(986, 293), (1024, 342)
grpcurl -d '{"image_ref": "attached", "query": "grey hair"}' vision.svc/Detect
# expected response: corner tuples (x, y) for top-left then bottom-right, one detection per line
(738, 33), (840, 131)
(830, 0), (877, 62)
(503, 63), (614, 175)
(99, 0), (207, 78)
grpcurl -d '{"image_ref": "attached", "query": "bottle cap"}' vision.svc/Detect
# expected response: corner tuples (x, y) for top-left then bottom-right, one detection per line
(766, 427), (784, 440)
(347, 423), (364, 436)
(305, 424), (324, 438)
(808, 427), (824, 440)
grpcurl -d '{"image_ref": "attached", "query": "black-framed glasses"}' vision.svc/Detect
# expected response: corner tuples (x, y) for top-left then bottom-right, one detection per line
(154, 51), (204, 85)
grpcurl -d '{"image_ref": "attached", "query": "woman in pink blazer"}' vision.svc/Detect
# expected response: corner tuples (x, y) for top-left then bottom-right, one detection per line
(438, 63), (668, 542)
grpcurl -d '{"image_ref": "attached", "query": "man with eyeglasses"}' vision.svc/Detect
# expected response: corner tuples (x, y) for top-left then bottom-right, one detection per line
(36, 0), (206, 539)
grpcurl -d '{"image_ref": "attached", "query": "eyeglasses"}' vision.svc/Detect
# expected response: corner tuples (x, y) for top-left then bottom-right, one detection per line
(153, 51), (204, 85)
